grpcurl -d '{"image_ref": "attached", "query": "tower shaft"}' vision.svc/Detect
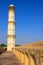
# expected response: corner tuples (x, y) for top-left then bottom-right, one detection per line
(7, 4), (15, 51)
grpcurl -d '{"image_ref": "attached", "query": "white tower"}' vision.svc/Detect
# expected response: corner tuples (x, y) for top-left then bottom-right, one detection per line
(7, 4), (16, 51)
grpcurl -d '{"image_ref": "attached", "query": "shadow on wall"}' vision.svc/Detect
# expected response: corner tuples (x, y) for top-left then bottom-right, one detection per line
(30, 55), (36, 65)
(13, 49), (36, 65)
(13, 49), (29, 65)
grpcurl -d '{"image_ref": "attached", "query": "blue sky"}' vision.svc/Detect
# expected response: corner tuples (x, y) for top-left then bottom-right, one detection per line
(0, 0), (43, 45)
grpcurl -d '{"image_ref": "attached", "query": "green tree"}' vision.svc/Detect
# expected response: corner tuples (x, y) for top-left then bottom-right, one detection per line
(0, 44), (6, 47)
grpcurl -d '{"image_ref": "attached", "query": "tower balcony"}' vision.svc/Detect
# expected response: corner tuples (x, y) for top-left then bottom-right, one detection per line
(7, 35), (16, 38)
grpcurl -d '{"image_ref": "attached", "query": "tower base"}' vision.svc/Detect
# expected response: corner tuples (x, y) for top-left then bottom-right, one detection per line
(7, 45), (14, 51)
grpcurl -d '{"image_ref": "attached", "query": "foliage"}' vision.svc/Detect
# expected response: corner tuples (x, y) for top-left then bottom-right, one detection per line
(0, 43), (7, 47)
(15, 45), (20, 46)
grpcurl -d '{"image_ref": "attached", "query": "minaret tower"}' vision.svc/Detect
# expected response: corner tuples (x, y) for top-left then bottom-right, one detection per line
(7, 4), (15, 51)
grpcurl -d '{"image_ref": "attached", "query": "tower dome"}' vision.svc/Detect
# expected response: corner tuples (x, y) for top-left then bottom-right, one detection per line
(9, 4), (14, 7)
(8, 4), (15, 9)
